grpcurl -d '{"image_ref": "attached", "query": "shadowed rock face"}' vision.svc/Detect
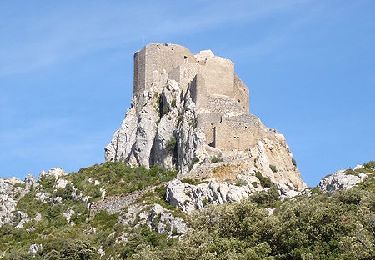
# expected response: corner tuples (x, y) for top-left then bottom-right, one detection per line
(105, 43), (306, 191)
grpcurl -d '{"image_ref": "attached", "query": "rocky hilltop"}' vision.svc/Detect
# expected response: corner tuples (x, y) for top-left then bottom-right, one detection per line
(3, 43), (373, 259)
(105, 43), (305, 196)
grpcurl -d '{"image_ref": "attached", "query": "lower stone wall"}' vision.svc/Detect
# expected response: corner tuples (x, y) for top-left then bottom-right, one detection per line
(197, 112), (267, 151)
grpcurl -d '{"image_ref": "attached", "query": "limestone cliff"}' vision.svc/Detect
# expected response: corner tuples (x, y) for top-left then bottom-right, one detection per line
(105, 43), (306, 192)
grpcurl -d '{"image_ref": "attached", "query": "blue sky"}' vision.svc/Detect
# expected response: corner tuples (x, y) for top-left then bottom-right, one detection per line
(0, 0), (374, 186)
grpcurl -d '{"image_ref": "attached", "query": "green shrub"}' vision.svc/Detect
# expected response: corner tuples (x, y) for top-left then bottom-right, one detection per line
(68, 162), (177, 199)
(211, 156), (223, 163)
(292, 158), (297, 167)
(235, 179), (248, 187)
(250, 186), (280, 207)
(166, 137), (177, 153)
(363, 161), (375, 171)
(181, 178), (203, 186)
(255, 171), (272, 188)
(269, 164), (277, 173)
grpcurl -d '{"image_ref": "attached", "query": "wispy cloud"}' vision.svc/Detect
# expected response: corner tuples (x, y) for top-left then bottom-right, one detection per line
(0, 0), (312, 76)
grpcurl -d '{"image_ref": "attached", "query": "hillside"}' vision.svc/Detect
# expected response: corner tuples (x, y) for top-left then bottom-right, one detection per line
(1, 43), (374, 259)
(1, 161), (374, 259)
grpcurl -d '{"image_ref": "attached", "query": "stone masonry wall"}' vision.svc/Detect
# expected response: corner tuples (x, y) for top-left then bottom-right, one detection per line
(133, 43), (195, 98)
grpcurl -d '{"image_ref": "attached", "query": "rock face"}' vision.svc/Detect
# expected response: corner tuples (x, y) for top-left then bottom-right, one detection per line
(0, 176), (35, 227)
(105, 43), (306, 193)
(319, 168), (368, 192)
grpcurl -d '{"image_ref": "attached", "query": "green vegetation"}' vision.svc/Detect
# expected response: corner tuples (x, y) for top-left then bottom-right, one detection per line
(344, 161), (375, 176)
(210, 156), (223, 163)
(234, 179), (248, 187)
(255, 171), (272, 188)
(171, 99), (176, 108)
(135, 179), (375, 259)
(269, 164), (278, 173)
(68, 162), (176, 201)
(2, 161), (375, 259)
(0, 162), (178, 259)
(292, 158), (297, 167)
(181, 178), (204, 186)
(166, 137), (177, 154)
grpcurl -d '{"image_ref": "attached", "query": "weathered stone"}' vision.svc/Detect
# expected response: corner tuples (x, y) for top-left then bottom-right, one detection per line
(166, 179), (256, 213)
(63, 208), (75, 223)
(55, 178), (69, 189)
(319, 169), (368, 192)
(105, 43), (306, 195)
(40, 168), (66, 180)
(28, 243), (43, 256)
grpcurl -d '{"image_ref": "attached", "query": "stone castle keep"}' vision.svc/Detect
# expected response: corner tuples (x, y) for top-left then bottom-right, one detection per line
(105, 43), (305, 191)
(133, 43), (254, 151)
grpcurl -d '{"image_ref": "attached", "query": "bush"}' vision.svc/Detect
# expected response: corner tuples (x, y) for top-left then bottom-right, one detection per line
(250, 186), (280, 207)
(255, 171), (272, 188)
(166, 137), (177, 153)
(269, 164), (277, 173)
(363, 161), (375, 171)
(68, 162), (177, 199)
(292, 158), (297, 167)
(43, 239), (97, 259)
(211, 156), (223, 163)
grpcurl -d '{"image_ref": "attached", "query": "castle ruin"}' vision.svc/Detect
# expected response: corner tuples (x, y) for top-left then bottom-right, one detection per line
(105, 43), (305, 191)
(133, 43), (253, 151)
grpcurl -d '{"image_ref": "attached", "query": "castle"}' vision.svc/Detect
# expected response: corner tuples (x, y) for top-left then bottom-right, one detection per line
(105, 43), (304, 190)
(133, 43), (258, 152)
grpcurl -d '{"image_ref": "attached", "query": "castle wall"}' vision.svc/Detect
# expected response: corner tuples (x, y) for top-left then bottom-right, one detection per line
(133, 43), (195, 97)
(133, 43), (254, 152)
(214, 119), (258, 151)
(190, 74), (207, 109)
(233, 74), (249, 113)
(198, 56), (234, 98)
(197, 113), (222, 146)
(169, 63), (199, 92)
(197, 114), (265, 151)
(133, 50), (146, 97)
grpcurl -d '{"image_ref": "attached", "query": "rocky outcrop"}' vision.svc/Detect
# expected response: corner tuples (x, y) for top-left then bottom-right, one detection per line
(105, 43), (306, 193)
(28, 244), (43, 257)
(166, 173), (301, 213)
(319, 167), (368, 192)
(117, 203), (187, 237)
(90, 185), (188, 237)
(166, 179), (256, 213)
(0, 176), (35, 227)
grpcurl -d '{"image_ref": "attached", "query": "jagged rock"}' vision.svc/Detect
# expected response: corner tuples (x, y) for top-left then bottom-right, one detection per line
(319, 169), (368, 192)
(34, 213), (42, 222)
(0, 176), (35, 227)
(35, 192), (51, 203)
(55, 178), (69, 189)
(0, 178), (20, 227)
(166, 179), (258, 213)
(28, 243), (43, 256)
(118, 203), (187, 237)
(98, 246), (105, 258)
(40, 168), (66, 180)
(88, 178), (100, 185)
(105, 43), (306, 193)
(265, 208), (275, 216)
(143, 204), (187, 237)
(14, 211), (29, 228)
(25, 174), (37, 190)
(63, 209), (75, 223)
